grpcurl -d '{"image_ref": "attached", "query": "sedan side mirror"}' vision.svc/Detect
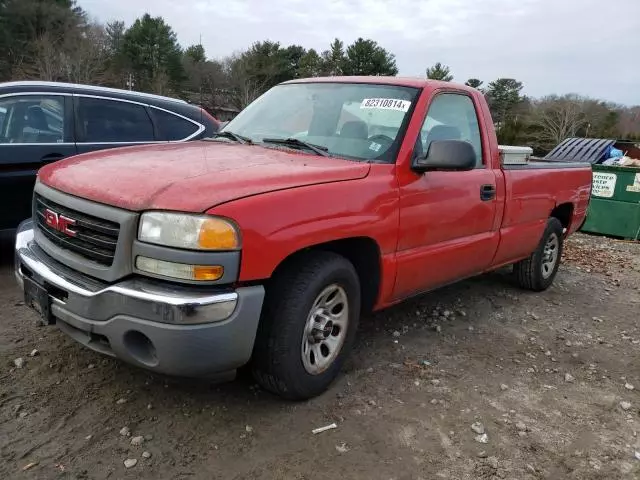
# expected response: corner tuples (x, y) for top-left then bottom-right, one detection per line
(412, 139), (477, 173)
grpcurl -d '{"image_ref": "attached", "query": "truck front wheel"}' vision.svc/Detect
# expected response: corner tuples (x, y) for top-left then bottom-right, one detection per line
(252, 251), (361, 400)
(513, 217), (564, 291)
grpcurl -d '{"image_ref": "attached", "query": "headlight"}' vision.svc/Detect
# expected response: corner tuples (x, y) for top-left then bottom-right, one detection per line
(138, 212), (240, 251)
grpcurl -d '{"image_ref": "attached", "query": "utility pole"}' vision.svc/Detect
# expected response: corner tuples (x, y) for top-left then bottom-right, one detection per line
(126, 73), (135, 91)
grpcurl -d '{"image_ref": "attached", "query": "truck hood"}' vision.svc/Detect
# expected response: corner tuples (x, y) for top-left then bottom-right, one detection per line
(38, 142), (371, 212)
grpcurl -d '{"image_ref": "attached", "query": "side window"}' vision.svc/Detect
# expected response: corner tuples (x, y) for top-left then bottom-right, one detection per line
(77, 97), (154, 143)
(151, 108), (199, 141)
(0, 95), (65, 144)
(418, 94), (483, 166)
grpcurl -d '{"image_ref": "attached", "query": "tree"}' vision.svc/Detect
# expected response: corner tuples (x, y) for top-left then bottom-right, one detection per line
(280, 44), (306, 81)
(465, 78), (483, 89)
(320, 38), (345, 76)
(0, 0), (86, 80)
(224, 52), (266, 109)
(342, 38), (398, 76)
(105, 20), (125, 54)
(485, 78), (524, 125)
(120, 14), (184, 94)
(185, 44), (206, 64)
(58, 23), (110, 84)
(298, 49), (322, 78)
(426, 62), (453, 81)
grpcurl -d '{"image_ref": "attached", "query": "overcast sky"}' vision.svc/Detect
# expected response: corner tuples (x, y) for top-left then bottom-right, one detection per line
(79, 0), (639, 105)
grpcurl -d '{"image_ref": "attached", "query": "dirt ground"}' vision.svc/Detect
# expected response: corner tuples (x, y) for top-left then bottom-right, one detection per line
(1, 233), (640, 480)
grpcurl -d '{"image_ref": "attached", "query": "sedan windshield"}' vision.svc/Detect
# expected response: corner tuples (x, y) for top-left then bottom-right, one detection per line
(221, 82), (419, 162)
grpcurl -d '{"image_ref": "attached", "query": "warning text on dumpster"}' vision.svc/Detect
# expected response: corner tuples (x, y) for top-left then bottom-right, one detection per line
(592, 172), (617, 198)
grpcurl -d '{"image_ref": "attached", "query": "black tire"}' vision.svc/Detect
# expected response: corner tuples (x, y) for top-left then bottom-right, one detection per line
(513, 217), (564, 291)
(252, 251), (361, 400)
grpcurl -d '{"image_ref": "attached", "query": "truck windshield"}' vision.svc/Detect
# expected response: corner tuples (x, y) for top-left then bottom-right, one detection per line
(221, 82), (420, 162)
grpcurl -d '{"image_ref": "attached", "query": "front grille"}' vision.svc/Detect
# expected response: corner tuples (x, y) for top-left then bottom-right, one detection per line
(34, 194), (120, 266)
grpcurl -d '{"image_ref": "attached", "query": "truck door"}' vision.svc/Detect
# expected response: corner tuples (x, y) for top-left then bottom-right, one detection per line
(393, 92), (500, 300)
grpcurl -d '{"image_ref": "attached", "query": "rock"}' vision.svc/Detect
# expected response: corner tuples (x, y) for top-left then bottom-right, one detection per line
(431, 379), (441, 386)
(85, 435), (92, 440)
(457, 309), (467, 317)
(526, 464), (536, 473)
(130, 436), (144, 446)
(625, 383), (635, 391)
(515, 421), (527, 432)
(142, 451), (152, 459)
(119, 426), (131, 437)
(88, 364), (95, 369)
(435, 325), (442, 333)
(245, 425), (253, 433)
(365, 367), (374, 373)
(123, 458), (137, 469)
(621, 401), (632, 411)
(500, 384), (509, 391)
(545, 350), (552, 357)
(487, 456), (499, 469)
(518, 431), (527, 437)
(565, 341), (572, 347)
(368, 399), (376, 406)
(392, 330), (401, 338)
(335, 442), (349, 453)
(443, 310), (452, 318)
(477, 451), (488, 458)
(414, 380), (420, 386)
(116, 398), (127, 405)
(147, 404), (153, 410)
(19, 411), (28, 418)
(475, 433), (489, 444)
(635, 451), (640, 461)
(468, 326), (474, 332)
(527, 367), (535, 374)
(29, 349), (39, 357)
(565, 373), (575, 383)
(13, 357), (25, 369)
(471, 422), (485, 434)
(430, 399), (438, 405)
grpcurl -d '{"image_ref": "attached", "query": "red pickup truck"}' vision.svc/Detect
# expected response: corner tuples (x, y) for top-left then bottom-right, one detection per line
(15, 77), (592, 400)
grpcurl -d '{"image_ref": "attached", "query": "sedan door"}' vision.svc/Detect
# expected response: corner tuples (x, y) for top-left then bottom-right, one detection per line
(0, 93), (76, 231)
(73, 95), (158, 155)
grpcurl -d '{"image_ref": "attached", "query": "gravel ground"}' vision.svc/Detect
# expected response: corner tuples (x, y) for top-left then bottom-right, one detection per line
(1, 233), (640, 480)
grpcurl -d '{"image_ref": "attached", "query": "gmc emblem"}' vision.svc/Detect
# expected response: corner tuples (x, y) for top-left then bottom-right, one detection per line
(44, 208), (77, 237)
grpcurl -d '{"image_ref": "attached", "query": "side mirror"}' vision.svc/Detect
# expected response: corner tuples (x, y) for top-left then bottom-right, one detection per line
(412, 140), (477, 173)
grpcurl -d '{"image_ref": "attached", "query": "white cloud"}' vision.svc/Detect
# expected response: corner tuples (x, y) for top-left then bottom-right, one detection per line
(79, 0), (640, 104)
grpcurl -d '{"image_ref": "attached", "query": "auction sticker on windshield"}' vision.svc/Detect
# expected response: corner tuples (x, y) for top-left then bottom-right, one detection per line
(361, 98), (411, 112)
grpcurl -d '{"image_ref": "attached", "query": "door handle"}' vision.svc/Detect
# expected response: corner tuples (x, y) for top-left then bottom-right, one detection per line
(480, 184), (496, 201)
(41, 153), (65, 163)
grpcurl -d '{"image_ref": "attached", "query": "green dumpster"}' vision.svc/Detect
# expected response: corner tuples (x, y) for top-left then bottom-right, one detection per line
(545, 137), (640, 240)
(581, 164), (640, 239)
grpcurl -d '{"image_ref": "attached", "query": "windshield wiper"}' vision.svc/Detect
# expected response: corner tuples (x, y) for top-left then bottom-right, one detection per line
(208, 130), (253, 144)
(261, 137), (331, 157)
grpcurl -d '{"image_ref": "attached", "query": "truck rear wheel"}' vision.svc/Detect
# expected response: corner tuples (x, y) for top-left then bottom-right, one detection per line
(513, 217), (564, 291)
(252, 251), (361, 400)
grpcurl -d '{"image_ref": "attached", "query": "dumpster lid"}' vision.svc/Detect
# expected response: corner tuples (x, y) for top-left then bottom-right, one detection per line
(545, 137), (615, 164)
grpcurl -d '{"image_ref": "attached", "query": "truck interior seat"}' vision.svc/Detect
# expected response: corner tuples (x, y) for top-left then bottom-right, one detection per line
(339, 120), (368, 139)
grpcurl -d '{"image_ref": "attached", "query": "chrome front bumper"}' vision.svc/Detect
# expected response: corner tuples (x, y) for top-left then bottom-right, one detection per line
(15, 220), (265, 376)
